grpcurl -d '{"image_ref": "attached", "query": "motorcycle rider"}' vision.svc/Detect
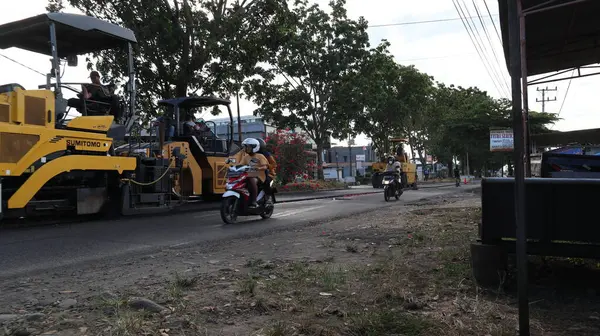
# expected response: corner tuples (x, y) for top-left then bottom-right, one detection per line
(386, 155), (402, 192)
(257, 138), (277, 181)
(257, 138), (277, 205)
(454, 166), (461, 185)
(240, 138), (269, 208)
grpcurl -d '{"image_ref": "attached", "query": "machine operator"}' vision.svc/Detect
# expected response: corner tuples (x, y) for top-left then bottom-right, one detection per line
(183, 115), (211, 136)
(81, 71), (121, 118)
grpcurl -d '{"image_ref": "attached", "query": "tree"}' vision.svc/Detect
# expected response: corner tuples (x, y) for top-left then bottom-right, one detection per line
(46, 0), (64, 12)
(352, 42), (403, 159)
(244, 0), (372, 179)
(425, 84), (559, 175)
(394, 65), (434, 166)
(61, 0), (291, 122)
(265, 129), (314, 184)
(350, 45), (435, 165)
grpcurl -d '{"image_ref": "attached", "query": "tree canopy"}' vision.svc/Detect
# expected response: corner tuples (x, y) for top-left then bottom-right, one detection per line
(352, 44), (558, 174)
(243, 0), (374, 177)
(62, 0), (291, 121)
(417, 84), (559, 173)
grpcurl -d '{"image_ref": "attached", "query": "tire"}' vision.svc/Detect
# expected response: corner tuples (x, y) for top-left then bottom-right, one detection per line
(260, 196), (274, 219)
(220, 197), (238, 224)
(395, 186), (400, 200)
(260, 206), (274, 219)
(384, 185), (390, 202)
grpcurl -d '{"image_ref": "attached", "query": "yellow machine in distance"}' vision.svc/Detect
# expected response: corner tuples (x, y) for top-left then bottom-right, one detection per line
(371, 138), (418, 189)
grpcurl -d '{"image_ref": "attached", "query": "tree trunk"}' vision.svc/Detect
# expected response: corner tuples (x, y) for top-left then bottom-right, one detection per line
(384, 137), (390, 157)
(175, 81), (187, 98)
(417, 149), (427, 167)
(316, 142), (324, 180)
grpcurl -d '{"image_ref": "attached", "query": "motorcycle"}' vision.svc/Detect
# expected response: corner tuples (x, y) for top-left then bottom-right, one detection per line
(220, 162), (276, 224)
(382, 172), (402, 202)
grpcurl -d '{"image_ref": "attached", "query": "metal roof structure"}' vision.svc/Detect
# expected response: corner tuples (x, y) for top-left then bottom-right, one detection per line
(158, 96), (232, 109)
(498, 1), (600, 335)
(0, 13), (137, 57)
(531, 127), (600, 147)
(498, 0), (600, 83)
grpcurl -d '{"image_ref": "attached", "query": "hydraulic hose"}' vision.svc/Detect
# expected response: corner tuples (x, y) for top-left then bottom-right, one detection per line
(121, 158), (175, 186)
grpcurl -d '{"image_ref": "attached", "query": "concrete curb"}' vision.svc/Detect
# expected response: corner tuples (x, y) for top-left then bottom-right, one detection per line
(277, 182), (473, 202)
(276, 191), (382, 203)
(277, 187), (349, 196)
(417, 183), (454, 189)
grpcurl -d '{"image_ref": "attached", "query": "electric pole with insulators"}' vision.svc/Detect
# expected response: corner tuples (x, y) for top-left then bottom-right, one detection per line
(536, 86), (557, 113)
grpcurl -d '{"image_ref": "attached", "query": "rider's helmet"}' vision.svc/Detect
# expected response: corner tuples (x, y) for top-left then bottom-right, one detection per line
(257, 138), (267, 153)
(387, 156), (395, 165)
(242, 138), (260, 153)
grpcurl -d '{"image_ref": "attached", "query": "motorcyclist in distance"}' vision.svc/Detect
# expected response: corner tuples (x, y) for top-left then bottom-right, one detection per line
(386, 155), (402, 191)
(454, 166), (461, 185)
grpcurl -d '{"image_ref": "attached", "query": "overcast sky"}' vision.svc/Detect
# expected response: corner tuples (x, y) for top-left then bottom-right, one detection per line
(1, 0), (594, 146)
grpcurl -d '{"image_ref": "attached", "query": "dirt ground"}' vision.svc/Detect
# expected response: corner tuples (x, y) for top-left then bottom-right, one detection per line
(1, 189), (600, 336)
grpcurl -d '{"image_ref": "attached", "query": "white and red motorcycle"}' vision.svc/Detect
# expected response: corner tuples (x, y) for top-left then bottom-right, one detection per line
(220, 162), (276, 224)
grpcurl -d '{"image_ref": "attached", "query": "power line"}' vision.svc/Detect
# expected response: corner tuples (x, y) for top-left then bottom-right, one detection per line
(368, 14), (499, 28)
(557, 70), (575, 116)
(550, 70), (574, 130)
(460, 0), (510, 96)
(452, 0), (508, 98)
(483, 0), (503, 43)
(472, 0), (511, 94)
(0, 53), (46, 76)
(458, 0), (507, 97)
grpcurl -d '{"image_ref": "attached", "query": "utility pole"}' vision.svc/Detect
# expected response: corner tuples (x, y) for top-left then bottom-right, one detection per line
(466, 151), (470, 178)
(236, 91), (242, 143)
(536, 86), (557, 113)
(348, 137), (354, 177)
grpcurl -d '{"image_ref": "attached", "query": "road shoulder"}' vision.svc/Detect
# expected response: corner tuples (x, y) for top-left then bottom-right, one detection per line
(0, 189), (505, 336)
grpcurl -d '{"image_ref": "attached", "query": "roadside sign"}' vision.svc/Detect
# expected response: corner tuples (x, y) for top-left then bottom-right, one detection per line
(490, 129), (514, 152)
(323, 168), (338, 180)
(355, 154), (365, 161)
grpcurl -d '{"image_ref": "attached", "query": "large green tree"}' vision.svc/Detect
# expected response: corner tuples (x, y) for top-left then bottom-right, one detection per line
(395, 65), (434, 165)
(353, 47), (434, 165)
(425, 84), (559, 175)
(352, 42), (403, 159)
(244, 0), (372, 178)
(60, 0), (290, 121)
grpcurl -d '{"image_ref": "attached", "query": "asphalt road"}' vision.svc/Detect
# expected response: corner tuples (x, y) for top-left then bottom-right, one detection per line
(0, 183), (477, 278)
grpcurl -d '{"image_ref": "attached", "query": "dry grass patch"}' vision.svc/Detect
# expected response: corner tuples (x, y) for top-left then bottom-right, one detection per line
(51, 194), (600, 336)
